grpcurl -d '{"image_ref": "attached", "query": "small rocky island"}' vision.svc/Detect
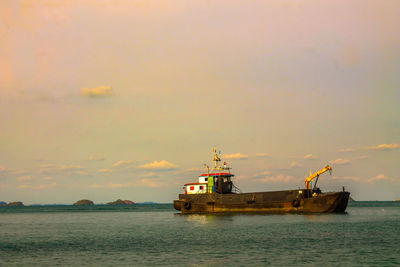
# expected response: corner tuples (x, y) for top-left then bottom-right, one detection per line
(0, 201), (25, 206)
(106, 199), (135, 205)
(73, 199), (94, 206)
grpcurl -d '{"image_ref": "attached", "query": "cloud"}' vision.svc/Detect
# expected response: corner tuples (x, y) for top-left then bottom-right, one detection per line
(259, 174), (294, 183)
(332, 176), (360, 182)
(98, 168), (112, 173)
(112, 160), (135, 168)
(38, 164), (87, 175)
(138, 160), (178, 170)
(329, 158), (350, 165)
(367, 174), (392, 184)
(88, 155), (105, 161)
(39, 164), (85, 171)
(59, 165), (85, 171)
(366, 144), (399, 151)
(277, 161), (302, 170)
(16, 175), (32, 181)
(339, 148), (356, 152)
(37, 183), (57, 189)
(39, 164), (57, 168)
(304, 154), (316, 160)
(356, 155), (368, 160)
(80, 86), (113, 98)
(0, 166), (6, 172)
(255, 153), (268, 158)
(141, 172), (159, 178)
(18, 183), (57, 190)
(289, 161), (302, 169)
(106, 183), (132, 188)
(223, 153), (249, 160)
(42, 176), (54, 181)
(255, 171), (272, 176)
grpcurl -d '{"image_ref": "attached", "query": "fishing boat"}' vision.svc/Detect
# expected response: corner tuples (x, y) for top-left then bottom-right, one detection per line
(174, 148), (350, 214)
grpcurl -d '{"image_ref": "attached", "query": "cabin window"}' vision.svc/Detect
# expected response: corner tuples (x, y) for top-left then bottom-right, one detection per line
(200, 186), (203, 190)
(190, 186), (194, 190)
(205, 177), (208, 181)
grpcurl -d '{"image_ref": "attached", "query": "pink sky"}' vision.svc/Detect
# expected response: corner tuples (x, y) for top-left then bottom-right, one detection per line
(0, 0), (399, 203)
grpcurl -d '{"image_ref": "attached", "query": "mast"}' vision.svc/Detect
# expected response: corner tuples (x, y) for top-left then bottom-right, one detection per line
(212, 147), (221, 171)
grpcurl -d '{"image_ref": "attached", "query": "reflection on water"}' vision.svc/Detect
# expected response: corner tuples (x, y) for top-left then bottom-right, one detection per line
(176, 213), (235, 225)
(303, 212), (348, 222)
(176, 211), (351, 224)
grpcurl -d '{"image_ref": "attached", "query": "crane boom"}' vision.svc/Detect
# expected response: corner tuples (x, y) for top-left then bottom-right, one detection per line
(305, 165), (332, 190)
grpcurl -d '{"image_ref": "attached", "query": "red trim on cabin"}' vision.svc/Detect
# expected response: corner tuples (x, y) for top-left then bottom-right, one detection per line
(199, 173), (233, 177)
(184, 182), (208, 186)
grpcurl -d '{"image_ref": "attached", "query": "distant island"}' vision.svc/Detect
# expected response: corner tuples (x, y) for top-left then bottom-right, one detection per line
(106, 199), (135, 205)
(0, 201), (25, 206)
(73, 199), (94, 206)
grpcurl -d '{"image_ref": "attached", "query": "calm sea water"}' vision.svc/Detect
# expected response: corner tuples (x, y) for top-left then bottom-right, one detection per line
(1, 202), (399, 266)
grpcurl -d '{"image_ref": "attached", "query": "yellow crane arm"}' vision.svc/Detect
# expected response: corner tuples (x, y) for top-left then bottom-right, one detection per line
(305, 165), (332, 190)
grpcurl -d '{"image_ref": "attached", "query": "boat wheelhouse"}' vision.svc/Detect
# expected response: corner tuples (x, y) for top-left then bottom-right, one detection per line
(184, 173), (234, 194)
(183, 147), (235, 195)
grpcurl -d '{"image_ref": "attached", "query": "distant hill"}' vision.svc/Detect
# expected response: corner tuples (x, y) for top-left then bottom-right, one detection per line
(349, 196), (356, 202)
(106, 199), (135, 205)
(6, 201), (24, 206)
(73, 199), (94, 206)
(0, 201), (7, 206)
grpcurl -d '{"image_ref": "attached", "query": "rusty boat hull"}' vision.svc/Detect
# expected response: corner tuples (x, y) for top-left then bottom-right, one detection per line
(174, 189), (350, 214)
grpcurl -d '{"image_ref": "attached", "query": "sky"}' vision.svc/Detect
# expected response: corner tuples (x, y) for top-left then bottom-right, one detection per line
(0, 0), (399, 204)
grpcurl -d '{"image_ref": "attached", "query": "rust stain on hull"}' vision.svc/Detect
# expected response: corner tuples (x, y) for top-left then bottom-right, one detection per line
(174, 190), (350, 214)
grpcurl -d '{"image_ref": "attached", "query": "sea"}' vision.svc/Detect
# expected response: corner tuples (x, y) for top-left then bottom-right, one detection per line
(1, 202), (399, 266)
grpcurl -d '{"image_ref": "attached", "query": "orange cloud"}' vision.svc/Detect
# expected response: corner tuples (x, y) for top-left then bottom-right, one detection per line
(289, 161), (302, 169)
(18, 182), (57, 190)
(38, 164), (87, 175)
(259, 174), (294, 183)
(367, 174), (392, 184)
(332, 176), (360, 181)
(223, 153), (248, 160)
(88, 155), (105, 161)
(138, 160), (177, 170)
(112, 160), (134, 168)
(80, 86), (112, 97)
(329, 158), (350, 165)
(366, 144), (399, 151)
(304, 154), (316, 160)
